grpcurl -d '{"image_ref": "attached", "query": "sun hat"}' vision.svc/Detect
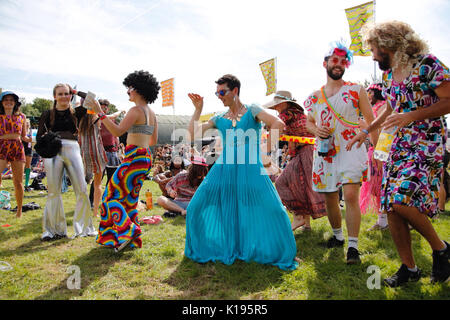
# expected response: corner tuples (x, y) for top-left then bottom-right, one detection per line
(263, 90), (303, 111)
(0, 91), (21, 106)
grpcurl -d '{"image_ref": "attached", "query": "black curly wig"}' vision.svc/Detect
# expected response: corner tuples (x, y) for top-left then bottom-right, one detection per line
(123, 70), (160, 104)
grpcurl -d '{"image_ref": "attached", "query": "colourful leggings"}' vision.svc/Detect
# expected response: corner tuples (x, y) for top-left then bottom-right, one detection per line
(96, 145), (152, 249)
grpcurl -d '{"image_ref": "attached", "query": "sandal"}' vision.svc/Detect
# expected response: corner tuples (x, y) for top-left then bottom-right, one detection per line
(367, 223), (389, 231)
(114, 234), (138, 253)
(291, 219), (305, 231)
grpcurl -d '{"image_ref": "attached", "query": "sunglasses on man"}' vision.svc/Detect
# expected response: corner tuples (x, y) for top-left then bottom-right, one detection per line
(215, 89), (230, 97)
(329, 57), (350, 68)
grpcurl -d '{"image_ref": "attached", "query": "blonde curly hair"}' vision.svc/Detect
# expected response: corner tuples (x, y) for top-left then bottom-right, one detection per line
(362, 20), (429, 71)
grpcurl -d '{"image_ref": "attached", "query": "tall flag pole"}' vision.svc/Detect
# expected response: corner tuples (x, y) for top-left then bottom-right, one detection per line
(373, 0), (377, 81)
(161, 78), (175, 147)
(259, 57), (277, 96)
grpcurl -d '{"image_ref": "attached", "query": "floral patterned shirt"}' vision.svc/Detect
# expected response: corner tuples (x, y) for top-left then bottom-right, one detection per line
(380, 54), (449, 215)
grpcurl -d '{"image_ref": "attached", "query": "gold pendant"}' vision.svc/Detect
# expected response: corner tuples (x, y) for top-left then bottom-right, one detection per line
(232, 119), (237, 127)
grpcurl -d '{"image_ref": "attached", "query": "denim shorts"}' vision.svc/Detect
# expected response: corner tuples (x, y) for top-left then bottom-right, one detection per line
(172, 199), (189, 210)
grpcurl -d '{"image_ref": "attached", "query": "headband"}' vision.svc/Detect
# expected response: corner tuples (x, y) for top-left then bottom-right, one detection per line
(274, 94), (297, 102)
(368, 84), (383, 91)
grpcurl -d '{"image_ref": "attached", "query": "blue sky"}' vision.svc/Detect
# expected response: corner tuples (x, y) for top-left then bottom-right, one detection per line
(1, 0), (449, 116)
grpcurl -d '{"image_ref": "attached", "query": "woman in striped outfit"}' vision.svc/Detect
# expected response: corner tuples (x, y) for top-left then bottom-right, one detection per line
(77, 101), (108, 218)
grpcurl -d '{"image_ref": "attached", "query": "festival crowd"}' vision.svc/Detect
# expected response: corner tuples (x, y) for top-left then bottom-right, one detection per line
(0, 21), (449, 287)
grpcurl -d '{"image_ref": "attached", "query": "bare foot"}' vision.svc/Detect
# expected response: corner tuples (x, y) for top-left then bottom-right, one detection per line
(16, 212), (22, 218)
(291, 216), (305, 231)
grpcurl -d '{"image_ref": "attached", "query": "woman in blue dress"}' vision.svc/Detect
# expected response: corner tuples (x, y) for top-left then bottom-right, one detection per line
(185, 74), (299, 271)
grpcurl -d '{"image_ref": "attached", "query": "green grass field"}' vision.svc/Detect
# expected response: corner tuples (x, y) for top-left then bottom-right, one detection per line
(0, 175), (449, 300)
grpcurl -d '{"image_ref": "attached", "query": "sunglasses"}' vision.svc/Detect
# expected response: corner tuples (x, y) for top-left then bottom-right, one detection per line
(215, 89), (230, 97)
(330, 57), (350, 67)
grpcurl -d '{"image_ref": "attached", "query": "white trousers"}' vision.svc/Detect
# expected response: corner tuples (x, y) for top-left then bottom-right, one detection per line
(42, 139), (97, 239)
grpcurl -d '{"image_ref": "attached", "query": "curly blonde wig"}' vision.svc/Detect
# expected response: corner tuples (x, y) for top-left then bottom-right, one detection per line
(362, 20), (429, 71)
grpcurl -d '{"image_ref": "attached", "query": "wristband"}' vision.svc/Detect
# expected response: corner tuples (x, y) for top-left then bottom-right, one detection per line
(98, 113), (107, 120)
(361, 129), (369, 135)
(264, 151), (271, 156)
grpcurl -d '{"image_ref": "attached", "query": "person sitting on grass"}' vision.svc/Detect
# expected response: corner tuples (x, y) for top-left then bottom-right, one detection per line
(156, 156), (208, 217)
(153, 155), (186, 199)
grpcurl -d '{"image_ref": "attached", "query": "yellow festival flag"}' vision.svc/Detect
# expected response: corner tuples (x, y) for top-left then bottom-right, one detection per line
(345, 1), (374, 56)
(259, 58), (276, 96)
(161, 78), (174, 107)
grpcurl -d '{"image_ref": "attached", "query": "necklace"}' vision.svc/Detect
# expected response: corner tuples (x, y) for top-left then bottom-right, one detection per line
(228, 104), (244, 127)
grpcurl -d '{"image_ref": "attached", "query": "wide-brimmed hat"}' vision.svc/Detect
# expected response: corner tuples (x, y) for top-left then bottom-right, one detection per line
(0, 91), (21, 106)
(263, 91), (303, 111)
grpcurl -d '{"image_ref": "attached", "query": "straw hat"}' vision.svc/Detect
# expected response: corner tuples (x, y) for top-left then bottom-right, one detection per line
(263, 91), (303, 111)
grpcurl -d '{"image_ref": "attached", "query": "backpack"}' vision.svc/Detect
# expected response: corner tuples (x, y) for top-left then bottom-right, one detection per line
(30, 177), (47, 191)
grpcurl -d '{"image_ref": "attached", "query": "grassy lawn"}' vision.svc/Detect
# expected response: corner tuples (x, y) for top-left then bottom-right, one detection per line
(0, 175), (449, 300)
